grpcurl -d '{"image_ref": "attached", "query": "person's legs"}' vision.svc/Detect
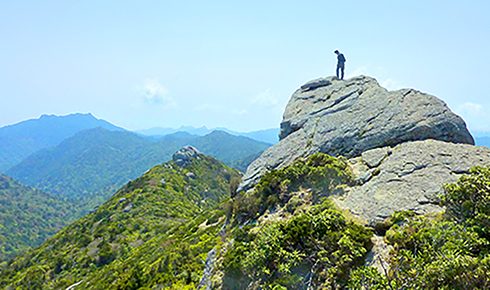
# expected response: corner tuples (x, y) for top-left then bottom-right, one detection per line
(336, 65), (341, 79)
(340, 63), (345, 80)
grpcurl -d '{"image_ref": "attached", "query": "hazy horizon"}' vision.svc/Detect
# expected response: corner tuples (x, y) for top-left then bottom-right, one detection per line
(2, 1), (489, 134)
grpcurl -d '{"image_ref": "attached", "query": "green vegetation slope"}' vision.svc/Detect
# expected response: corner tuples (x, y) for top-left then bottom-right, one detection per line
(0, 149), (241, 289)
(348, 166), (490, 289)
(7, 128), (270, 199)
(6, 128), (155, 198)
(2, 151), (487, 289)
(0, 175), (79, 261)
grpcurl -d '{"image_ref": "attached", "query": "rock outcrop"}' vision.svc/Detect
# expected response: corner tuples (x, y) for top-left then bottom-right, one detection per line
(334, 139), (490, 222)
(237, 75), (490, 223)
(172, 146), (204, 167)
(239, 76), (475, 191)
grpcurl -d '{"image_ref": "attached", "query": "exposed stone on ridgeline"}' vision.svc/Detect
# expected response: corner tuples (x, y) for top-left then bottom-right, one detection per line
(334, 139), (490, 223)
(365, 235), (393, 275)
(172, 146), (204, 167)
(197, 247), (217, 290)
(239, 75), (474, 191)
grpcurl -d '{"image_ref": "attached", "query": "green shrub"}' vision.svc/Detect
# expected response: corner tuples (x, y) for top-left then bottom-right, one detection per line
(349, 168), (490, 289)
(442, 166), (490, 242)
(373, 210), (415, 236)
(232, 153), (353, 225)
(224, 201), (373, 289)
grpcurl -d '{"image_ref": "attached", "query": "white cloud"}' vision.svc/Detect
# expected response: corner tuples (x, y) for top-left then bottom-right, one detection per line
(456, 102), (484, 116)
(380, 78), (404, 91)
(455, 102), (490, 132)
(139, 79), (175, 106)
(250, 89), (278, 108)
(347, 66), (370, 78)
(347, 65), (404, 90)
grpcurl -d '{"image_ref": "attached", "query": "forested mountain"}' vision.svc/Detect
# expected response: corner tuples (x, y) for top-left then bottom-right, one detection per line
(2, 150), (489, 289)
(0, 175), (79, 261)
(187, 130), (272, 170)
(0, 113), (124, 173)
(6, 128), (270, 199)
(0, 127), (269, 261)
(0, 147), (241, 289)
(6, 128), (155, 198)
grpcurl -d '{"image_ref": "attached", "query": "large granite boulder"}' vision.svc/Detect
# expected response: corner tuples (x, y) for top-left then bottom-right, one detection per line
(333, 139), (490, 223)
(239, 76), (474, 191)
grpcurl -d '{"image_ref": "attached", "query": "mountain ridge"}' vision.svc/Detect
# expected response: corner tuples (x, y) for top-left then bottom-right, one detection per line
(6, 127), (270, 200)
(0, 147), (241, 289)
(0, 113), (125, 173)
(137, 126), (280, 144)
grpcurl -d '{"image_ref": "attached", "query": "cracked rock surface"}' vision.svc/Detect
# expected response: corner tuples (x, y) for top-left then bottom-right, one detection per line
(239, 76), (474, 191)
(333, 139), (490, 223)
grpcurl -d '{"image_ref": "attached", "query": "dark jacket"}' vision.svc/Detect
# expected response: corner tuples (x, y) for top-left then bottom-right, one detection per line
(337, 53), (346, 64)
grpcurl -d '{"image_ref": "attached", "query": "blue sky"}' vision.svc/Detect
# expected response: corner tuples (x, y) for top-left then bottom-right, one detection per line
(1, 1), (489, 133)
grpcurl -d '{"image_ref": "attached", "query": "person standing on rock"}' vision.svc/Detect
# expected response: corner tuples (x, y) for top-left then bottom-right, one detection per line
(334, 50), (346, 80)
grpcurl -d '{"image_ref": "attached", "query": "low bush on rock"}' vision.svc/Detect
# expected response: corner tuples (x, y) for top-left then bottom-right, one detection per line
(350, 166), (490, 289)
(229, 153), (354, 226)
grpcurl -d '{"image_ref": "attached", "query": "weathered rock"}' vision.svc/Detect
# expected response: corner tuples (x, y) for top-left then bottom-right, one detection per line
(365, 235), (393, 275)
(186, 172), (196, 179)
(197, 247), (217, 290)
(366, 235), (393, 275)
(332, 139), (490, 223)
(362, 147), (391, 168)
(123, 203), (133, 213)
(239, 76), (474, 191)
(173, 146), (204, 167)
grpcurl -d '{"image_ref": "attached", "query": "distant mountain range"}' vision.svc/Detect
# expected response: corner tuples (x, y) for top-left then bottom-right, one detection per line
(469, 131), (490, 148)
(136, 126), (280, 145)
(0, 113), (124, 173)
(6, 127), (271, 199)
(475, 137), (490, 148)
(0, 113), (279, 173)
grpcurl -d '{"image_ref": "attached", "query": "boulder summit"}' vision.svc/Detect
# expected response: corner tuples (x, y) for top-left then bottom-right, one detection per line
(240, 75), (475, 191)
(239, 75), (490, 222)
